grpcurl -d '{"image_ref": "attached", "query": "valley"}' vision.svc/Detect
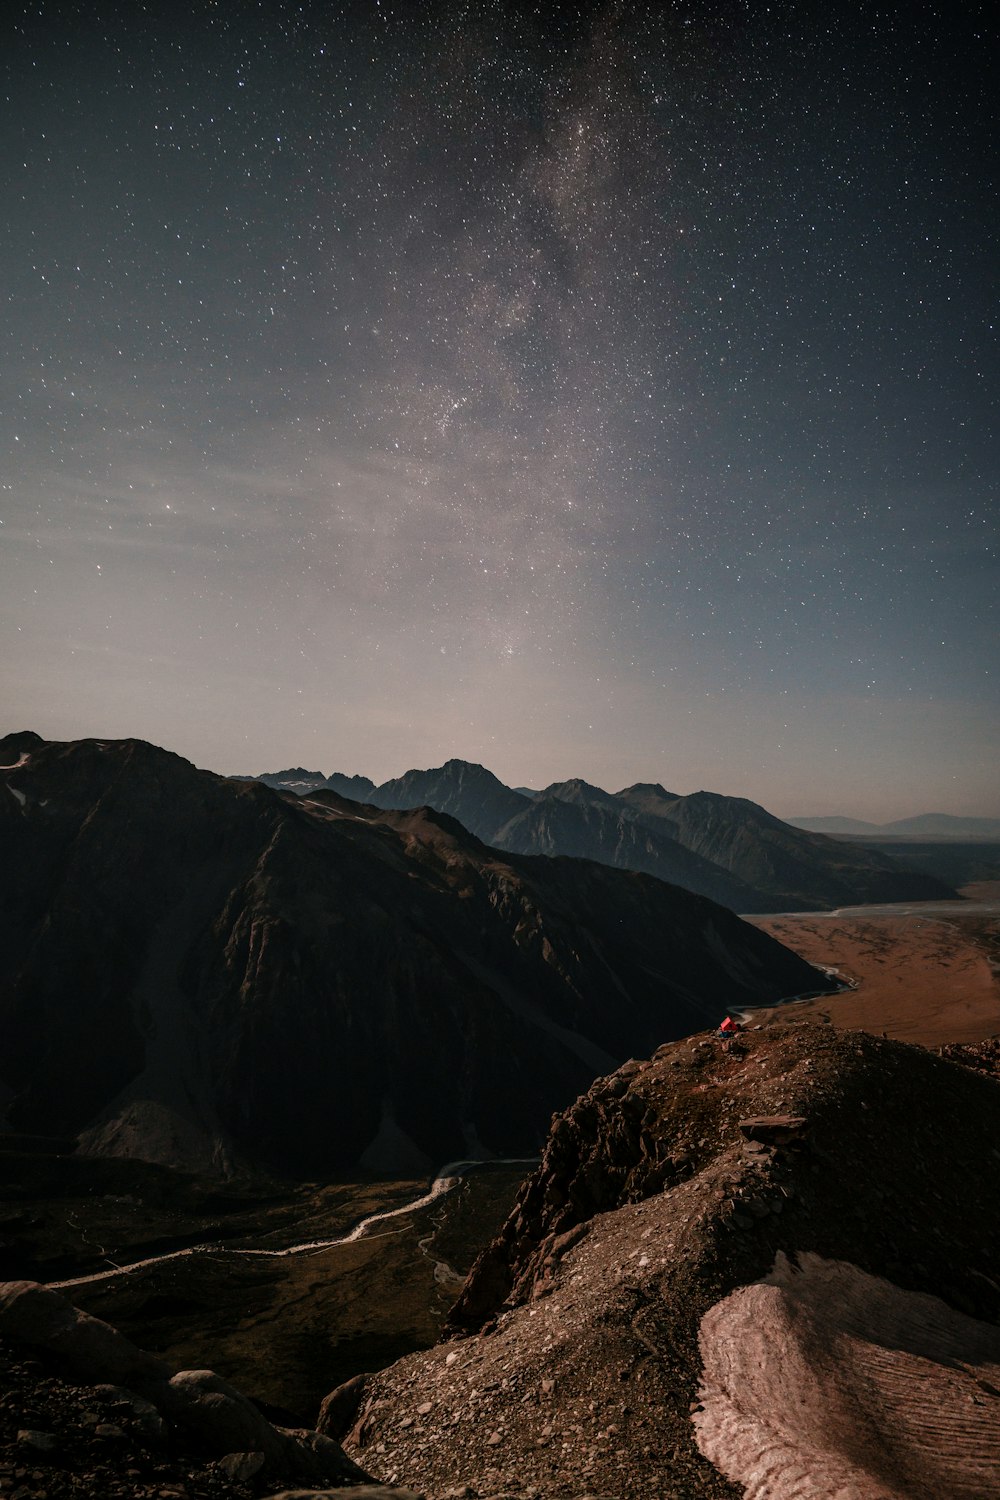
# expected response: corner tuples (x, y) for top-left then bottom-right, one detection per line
(6, 885), (997, 1462)
(0, 1148), (527, 1423)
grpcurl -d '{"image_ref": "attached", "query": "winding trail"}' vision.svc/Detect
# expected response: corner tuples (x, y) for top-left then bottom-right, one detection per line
(47, 1158), (537, 1292)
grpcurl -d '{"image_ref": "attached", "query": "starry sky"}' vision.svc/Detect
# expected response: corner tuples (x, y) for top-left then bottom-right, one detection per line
(2, 1), (996, 820)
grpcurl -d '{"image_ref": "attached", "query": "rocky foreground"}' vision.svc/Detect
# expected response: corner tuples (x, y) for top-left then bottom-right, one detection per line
(0, 1283), (375, 1499)
(2, 1023), (998, 1499)
(333, 1022), (1000, 1499)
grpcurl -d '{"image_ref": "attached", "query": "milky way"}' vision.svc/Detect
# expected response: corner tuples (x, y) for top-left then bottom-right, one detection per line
(1, 2), (995, 817)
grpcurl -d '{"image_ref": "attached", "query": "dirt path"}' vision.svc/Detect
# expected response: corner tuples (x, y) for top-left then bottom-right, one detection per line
(47, 1158), (536, 1292)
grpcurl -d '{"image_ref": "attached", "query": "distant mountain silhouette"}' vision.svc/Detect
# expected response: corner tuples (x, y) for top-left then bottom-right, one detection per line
(0, 734), (832, 1179)
(881, 813), (1000, 837)
(253, 766), (329, 794)
(537, 778), (623, 809)
(268, 761), (955, 912)
(367, 760), (531, 840)
(789, 812), (1000, 838)
(785, 815), (881, 834)
(246, 768), (377, 801)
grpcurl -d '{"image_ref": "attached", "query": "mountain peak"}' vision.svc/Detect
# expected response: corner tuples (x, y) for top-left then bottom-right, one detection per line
(368, 760), (530, 841)
(440, 758), (504, 781)
(615, 781), (678, 801)
(539, 777), (618, 807)
(0, 730), (46, 765)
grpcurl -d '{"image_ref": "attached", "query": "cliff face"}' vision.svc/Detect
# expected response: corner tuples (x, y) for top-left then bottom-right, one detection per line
(490, 794), (762, 911)
(0, 735), (832, 1179)
(341, 1023), (1000, 1499)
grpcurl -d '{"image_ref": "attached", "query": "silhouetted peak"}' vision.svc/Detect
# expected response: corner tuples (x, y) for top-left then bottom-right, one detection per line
(0, 730), (45, 763)
(382, 758), (496, 784)
(261, 765), (325, 780)
(541, 777), (616, 805)
(616, 781), (677, 801)
(681, 789), (787, 825)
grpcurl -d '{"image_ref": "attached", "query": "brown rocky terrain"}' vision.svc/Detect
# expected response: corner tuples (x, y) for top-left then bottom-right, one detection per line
(0, 732), (834, 1179)
(337, 1022), (1000, 1498)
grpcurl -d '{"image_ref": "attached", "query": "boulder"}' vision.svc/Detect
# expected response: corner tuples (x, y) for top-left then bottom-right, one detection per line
(737, 1115), (808, 1145)
(0, 1280), (170, 1389)
(0, 1282), (374, 1488)
(217, 1450), (267, 1482)
(163, 1369), (287, 1460)
(316, 1370), (370, 1440)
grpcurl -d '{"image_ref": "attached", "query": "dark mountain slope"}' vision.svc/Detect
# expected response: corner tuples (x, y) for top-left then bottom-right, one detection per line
(840, 838), (1000, 888)
(0, 735), (831, 1179)
(616, 785), (955, 910)
(491, 795), (762, 912)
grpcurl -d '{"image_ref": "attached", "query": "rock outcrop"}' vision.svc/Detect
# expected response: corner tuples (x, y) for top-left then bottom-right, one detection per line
(340, 1023), (1000, 1499)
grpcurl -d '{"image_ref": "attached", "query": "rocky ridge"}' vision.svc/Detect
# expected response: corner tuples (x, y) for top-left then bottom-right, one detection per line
(338, 1022), (1000, 1499)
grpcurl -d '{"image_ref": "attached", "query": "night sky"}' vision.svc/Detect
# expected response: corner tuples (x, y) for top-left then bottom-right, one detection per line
(2, 1), (996, 819)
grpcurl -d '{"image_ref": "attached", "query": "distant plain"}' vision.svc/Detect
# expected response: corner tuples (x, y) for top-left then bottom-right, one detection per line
(749, 883), (1000, 1045)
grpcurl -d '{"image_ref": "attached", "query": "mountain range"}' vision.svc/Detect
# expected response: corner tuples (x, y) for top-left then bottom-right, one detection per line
(0, 732), (834, 1179)
(249, 760), (957, 912)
